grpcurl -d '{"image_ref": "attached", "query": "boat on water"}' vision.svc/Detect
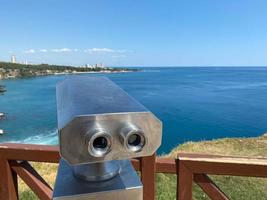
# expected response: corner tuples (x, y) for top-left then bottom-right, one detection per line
(0, 112), (4, 119)
(0, 129), (3, 135)
(0, 85), (6, 93)
(0, 88), (6, 91)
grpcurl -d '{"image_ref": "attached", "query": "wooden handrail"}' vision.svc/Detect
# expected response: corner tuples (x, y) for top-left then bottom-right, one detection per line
(0, 143), (171, 200)
(0, 143), (60, 163)
(0, 143), (175, 173)
(177, 153), (267, 200)
(2, 143), (267, 200)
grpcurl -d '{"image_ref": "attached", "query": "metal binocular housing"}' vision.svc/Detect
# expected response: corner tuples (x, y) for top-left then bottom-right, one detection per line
(53, 76), (162, 200)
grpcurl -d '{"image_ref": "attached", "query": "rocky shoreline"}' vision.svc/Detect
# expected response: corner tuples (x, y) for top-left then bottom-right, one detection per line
(0, 68), (135, 79)
(0, 62), (138, 80)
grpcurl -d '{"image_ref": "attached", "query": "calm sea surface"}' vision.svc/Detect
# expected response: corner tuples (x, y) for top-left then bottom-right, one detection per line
(1, 67), (267, 154)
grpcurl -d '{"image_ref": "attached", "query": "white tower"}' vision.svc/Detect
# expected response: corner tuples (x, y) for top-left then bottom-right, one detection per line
(11, 55), (16, 63)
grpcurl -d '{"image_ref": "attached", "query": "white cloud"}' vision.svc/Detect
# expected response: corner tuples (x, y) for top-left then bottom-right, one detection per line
(84, 48), (130, 54)
(84, 48), (115, 53)
(112, 55), (127, 58)
(22, 47), (128, 55)
(116, 50), (128, 53)
(25, 49), (35, 54)
(51, 48), (72, 52)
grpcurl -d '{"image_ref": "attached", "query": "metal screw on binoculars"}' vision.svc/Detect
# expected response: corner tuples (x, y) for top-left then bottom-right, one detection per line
(53, 76), (162, 200)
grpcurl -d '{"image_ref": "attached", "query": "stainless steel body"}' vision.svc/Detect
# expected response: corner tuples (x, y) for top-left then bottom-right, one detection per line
(73, 160), (120, 181)
(53, 159), (143, 200)
(54, 76), (162, 200)
(56, 76), (162, 165)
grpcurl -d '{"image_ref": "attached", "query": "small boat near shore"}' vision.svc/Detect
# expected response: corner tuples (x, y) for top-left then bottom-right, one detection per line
(0, 129), (3, 135)
(0, 112), (4, 120)
(0, 85), (6, 94)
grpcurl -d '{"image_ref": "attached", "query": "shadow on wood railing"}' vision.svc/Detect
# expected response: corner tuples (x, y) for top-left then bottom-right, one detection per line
(1, 143), (267, 200)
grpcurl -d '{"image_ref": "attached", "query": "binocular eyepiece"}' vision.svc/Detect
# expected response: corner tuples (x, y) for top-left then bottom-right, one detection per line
(85, 124), (146, 158)
(120, 124), (146, 153)
(86, 128), (112, 158)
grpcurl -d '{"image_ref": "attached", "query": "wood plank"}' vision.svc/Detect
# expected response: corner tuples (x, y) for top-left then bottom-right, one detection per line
(131, 158), (140, 171)
(156, 157), (176, 174)
(178, 153), (267, 166)
(0, 143), (176, 173)
(141, 154), (156, 200)
(10, 161), (52, 200)
(132, 157), (176, 174)
(194, 174), (229, 200)
(183, 160), (267, 178)
(11, 165), (19, 198)
(0, 143), (60, 163)
(0, 156), (18, 200)
(177, 159), (193, 200)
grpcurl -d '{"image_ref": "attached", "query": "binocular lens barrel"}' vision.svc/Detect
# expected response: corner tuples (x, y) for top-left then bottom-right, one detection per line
(86, 129), (112, 158)
(86, 124), (146, 158)
(121, 124), (146, 153)
(126, 131), (145, 152)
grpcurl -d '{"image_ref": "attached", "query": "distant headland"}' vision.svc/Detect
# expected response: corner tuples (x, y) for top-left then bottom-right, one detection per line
(0, 61), (139, 80)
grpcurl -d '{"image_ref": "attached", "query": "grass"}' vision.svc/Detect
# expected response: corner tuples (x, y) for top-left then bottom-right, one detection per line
(18, 134), (267, 199)
(157, 134), (267, 200)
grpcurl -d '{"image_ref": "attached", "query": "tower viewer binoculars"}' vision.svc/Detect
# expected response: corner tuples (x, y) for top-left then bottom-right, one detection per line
(53, 76), (162, 200)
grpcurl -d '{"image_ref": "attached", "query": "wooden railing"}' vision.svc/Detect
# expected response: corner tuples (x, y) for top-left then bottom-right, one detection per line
(177, 153), (267, 200)
(1, 143), (267, 200)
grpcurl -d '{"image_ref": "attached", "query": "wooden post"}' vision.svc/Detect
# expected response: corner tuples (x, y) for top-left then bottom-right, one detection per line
(141, 154), (156, 200)
(177, 159), (193, 200)
(0, 156), (18, 200)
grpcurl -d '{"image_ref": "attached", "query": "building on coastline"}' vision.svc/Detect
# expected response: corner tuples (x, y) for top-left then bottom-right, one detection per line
(10, 56), (29, 65)
(86, 64), (93, 68)
(22, 60), (28, 65)
(11, 55), (16, 63)
(82, 63), (105, 68)
(96, 63), (104, 68)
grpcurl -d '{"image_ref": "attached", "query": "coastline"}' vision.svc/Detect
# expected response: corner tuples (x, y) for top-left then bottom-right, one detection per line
(54, 70), (135, 75)
(0, 69), (140, 81)
(0, 69), (136, 80)
(0, 61), (139, 80)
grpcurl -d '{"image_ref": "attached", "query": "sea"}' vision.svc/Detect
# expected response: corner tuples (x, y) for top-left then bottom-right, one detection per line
(1, 67), (267, 154)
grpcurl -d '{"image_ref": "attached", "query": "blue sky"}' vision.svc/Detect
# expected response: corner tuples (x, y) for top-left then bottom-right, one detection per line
(1, 0), (267, 66)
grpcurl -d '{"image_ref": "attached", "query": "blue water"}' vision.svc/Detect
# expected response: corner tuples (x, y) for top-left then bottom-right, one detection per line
(1, 67), (267, 154)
